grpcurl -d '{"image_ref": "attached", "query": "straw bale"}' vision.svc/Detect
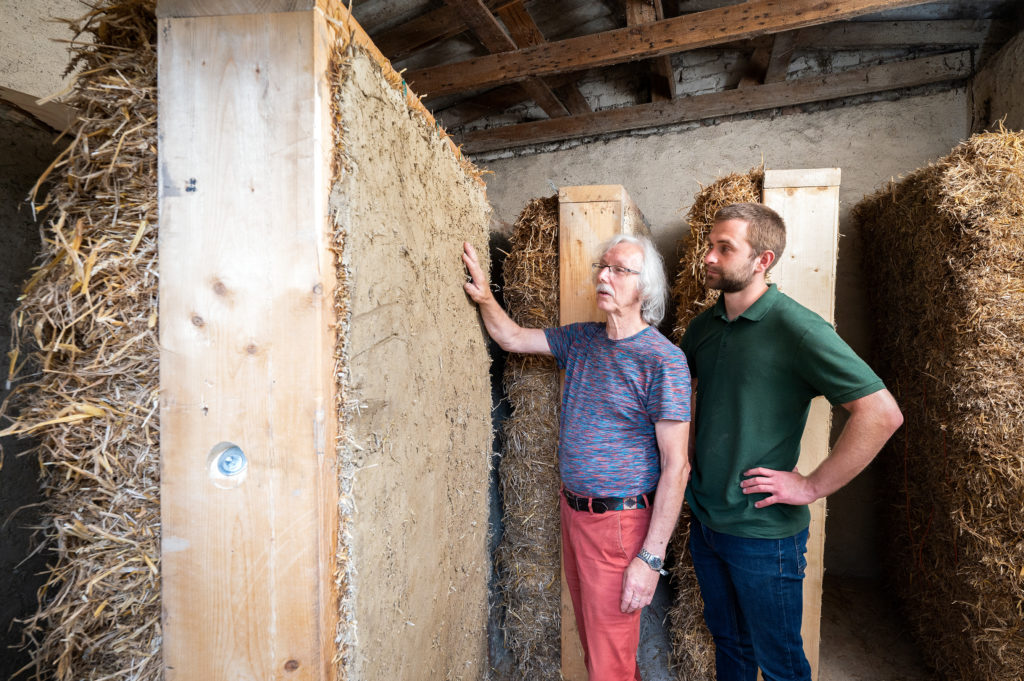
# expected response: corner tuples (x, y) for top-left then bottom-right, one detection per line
(851, 126), (1024, 681)
(669, 167), (764, 342)
(494, 196), (563, 680)
(666, 167), (763, 680)
(0, 2), (160, 680)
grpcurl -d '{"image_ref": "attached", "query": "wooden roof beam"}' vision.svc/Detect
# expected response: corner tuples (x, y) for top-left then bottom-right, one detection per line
(497, 1), (592, 114)
(793, 19), (1004, 50)
(372, 0), (519, 62)
(456, 50), (971, 153)
(764, 31), (798, 83)
(626, 0), (676, 101)
(406, 0), (935, 97)
(444, 0), (570, 118)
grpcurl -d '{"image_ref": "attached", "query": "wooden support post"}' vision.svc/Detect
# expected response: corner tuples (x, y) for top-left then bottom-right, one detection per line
(762, 168), (842, 681)
(158, 4), (338, 679)
(557, 185), (649, 681)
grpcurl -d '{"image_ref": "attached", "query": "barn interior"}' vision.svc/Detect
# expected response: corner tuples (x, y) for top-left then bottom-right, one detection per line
(1, 1), (1022, 680)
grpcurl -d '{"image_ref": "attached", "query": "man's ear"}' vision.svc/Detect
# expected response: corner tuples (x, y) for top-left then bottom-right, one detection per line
(755, 249), (776, 273)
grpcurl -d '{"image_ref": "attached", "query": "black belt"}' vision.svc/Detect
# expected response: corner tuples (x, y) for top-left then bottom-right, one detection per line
(563, 488), (656, 513)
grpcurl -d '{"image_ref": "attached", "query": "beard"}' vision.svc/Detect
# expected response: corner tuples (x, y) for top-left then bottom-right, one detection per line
(706, 260), (757, 293)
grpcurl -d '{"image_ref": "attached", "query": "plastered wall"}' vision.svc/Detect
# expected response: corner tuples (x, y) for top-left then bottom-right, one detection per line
(334, 52), (493, 681)
(479, 90), (972, 577)
(972, 29), (1024, 131)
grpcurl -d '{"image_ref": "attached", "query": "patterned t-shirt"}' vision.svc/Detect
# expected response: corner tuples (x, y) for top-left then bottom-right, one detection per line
(544, 322), (691, 497)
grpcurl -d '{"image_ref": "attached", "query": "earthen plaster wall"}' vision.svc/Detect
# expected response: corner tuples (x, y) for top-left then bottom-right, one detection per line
(972, 29), (1024, 131)
(333, 52), (493, 681)
(478, 90), (971, 577)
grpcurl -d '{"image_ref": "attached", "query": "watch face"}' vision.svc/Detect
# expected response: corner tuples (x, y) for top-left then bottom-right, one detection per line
(640, 549), (663, 570)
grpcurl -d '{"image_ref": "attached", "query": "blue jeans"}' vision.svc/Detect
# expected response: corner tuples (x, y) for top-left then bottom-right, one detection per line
(689, 517), (812, 681)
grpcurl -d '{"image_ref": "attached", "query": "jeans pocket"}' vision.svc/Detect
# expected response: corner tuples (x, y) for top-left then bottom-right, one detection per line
(793, 535), (807, 577)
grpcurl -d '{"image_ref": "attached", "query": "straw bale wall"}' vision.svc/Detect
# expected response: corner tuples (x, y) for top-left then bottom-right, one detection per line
(0, 3), (160, 679)
(0, 108), (61, 681)
(851, 128), (1024, 681)
(666, 168), (763, 680)
(0, 2), (493, 680)
(329, 44), (493, 681)
(493, 196), (562, 679)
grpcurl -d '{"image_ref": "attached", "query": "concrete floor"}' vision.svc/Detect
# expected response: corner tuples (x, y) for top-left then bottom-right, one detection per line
(637, 573), (931, 681)
(819, 575), (931, 681)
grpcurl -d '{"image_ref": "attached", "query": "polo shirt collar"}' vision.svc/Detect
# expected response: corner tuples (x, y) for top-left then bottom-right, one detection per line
(712, 284), (780, 322)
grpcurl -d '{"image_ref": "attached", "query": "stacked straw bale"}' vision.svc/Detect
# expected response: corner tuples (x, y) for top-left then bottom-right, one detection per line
(0, 2), (161, 680)
(494, 196), (563, 679)
(851, 128), (1024, 681)
(666, 167), (763, 680)
(669, 167), (764, 342)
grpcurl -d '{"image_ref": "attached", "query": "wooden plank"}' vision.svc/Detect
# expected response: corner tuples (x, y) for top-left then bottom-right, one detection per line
(436, 72), (582, 128)
(497, 1), (592, 114)
(458, 50), (971, 153)
(764, 168), (842, 189)
(764, 31), (798, 83)
(762, 167), (842, 681)
(626, 0), (676, 101)
(794, 19), (998, 50)
(157, 0), (313, 17)
(0, 85), (76, 131)
(444, 0), (569, 118)
(159, 8), (337, 680)
(738, 41), (773, 88)
(405, 0), (934, 97)
(371, 0), (519, 62)
(557, 185), (649, 681)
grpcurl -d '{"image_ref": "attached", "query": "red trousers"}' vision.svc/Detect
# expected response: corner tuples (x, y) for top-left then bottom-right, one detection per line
(561, 494), (652, 681)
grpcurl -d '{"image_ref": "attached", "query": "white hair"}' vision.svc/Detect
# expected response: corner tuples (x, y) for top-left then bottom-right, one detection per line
(597, 234), (669, 326)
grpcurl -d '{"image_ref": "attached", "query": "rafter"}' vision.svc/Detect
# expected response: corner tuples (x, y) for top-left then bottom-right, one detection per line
(405, 0), (934, 97)
(764, 31), (798, 83)
(496, 1), (591, 114)
(444, 0), (570, 118)
(372, 0), (519, 62)
(626, 0), (676, 101)
(794, 19), (1002, 50)
(0, 86), (76, 131)
(456, 50), (971, 154)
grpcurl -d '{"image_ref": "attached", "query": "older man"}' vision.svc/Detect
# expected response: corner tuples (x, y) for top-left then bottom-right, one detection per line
(680, 203), (904, 681)
(462, 234), (690, 681)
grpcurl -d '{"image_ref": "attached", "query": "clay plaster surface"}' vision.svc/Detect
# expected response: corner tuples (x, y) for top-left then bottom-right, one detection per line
(0, 0), (85, 98)
(334, 52), (492, 681)
(479, 90), (970, 577)
(972, 29), (1024, 131)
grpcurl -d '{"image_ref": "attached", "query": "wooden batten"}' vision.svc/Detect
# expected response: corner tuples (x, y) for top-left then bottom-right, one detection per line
(158, 4), (339, 679)
(557, 185), (649, 681)
(763, 168), (842, 681)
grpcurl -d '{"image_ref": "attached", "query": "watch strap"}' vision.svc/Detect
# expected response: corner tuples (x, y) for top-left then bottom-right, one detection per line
(637, 548), (668, 576)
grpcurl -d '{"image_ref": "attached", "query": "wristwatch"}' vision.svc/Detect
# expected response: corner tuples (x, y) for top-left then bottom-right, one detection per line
(637, 548), (668, 576)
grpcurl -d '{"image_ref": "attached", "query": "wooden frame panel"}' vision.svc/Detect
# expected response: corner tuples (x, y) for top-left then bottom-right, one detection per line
(763, 167), (842, 681)
(158, 8), (337, 680)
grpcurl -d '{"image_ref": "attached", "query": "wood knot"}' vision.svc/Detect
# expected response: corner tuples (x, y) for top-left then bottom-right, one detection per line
(212, 281), (228, 296)
(191, 315), (205, 327)
(246, 343), (259, 355)
(284, 660), (300, 672)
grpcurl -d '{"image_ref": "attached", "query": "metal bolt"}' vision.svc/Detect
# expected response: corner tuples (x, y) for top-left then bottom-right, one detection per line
(216, 446), (247, 476)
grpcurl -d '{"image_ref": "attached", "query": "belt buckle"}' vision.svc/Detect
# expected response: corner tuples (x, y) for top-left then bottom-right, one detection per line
(622, 495), (638, 510)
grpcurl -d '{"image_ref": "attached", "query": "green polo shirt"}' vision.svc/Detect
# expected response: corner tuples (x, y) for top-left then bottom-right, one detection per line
(680, 284), (885, 539)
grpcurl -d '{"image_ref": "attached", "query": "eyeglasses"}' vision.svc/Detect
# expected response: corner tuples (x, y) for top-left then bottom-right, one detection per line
(592, 263), (641, 276)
